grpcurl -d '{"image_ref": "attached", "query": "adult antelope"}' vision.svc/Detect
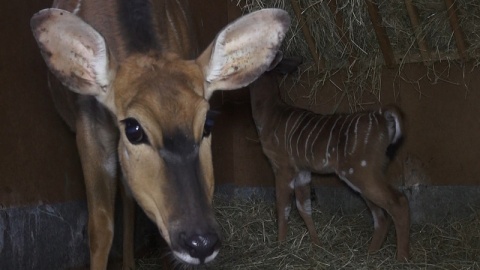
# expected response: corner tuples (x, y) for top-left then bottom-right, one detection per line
(30, 0), (290, 268)
(250, 59), (410, 260)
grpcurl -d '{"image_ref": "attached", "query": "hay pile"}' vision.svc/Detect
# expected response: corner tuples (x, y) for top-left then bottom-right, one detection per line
(137, 197), (480, 269)
(236, 0), (480, 110)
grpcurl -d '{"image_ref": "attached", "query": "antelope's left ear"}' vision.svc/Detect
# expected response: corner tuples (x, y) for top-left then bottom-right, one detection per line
(31, 8), (116, 110)
(196, 8), (290, 99)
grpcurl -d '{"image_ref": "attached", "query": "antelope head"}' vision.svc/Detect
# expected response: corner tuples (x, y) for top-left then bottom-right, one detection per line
(31, 8), (290, 264)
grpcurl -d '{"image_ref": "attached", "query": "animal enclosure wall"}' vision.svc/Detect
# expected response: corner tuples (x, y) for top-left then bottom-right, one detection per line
(0, 0), (85, 207)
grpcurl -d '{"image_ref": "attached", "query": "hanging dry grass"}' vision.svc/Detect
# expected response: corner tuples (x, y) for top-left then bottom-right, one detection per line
(137, 197), (480, 269)
(235, 0), (480, 111)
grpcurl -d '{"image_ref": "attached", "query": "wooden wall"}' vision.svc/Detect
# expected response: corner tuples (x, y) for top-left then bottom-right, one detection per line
(0, 0), (84, 207)
(1, 1), (479, 210)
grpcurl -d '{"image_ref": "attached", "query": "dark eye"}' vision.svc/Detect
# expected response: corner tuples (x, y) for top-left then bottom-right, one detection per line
(122, 118), (148, 144)
(203, 110), (219, 138)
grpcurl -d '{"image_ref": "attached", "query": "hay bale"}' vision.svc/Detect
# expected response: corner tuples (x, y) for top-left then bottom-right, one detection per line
(237, 0), (480, 111)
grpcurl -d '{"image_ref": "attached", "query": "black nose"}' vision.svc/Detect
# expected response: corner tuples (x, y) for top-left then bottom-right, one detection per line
(182, 233), (220, 263)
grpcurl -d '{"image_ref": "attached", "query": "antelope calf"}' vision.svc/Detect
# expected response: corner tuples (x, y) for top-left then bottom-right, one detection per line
(250, 66), (410, 260)
(31, 0), (290, 268)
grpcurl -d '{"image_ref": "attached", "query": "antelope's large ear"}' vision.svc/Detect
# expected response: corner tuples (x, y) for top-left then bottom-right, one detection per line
(31, 9), (115, 105)
(197, 9), (290, 99)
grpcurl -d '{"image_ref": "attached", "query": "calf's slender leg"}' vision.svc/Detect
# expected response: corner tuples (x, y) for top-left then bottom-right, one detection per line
(358, 173), (410, 261)
(293, 171), (320, 244)
(274, 167), (296, 242)
(77, 115), (118, 270)
(120, 182), (135, 270)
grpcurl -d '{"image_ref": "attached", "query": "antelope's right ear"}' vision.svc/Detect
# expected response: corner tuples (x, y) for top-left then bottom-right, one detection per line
(31, 9), (116, 104)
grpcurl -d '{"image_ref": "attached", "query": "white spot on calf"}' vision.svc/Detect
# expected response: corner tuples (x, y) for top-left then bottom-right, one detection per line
(361, 160), (367, 167)
(295, 171), (311, 187)
(349, 168), (354, 174)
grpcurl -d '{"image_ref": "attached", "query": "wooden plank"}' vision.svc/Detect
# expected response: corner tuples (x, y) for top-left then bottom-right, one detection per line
(444, 0), (468, 61)
(290, 0), (325, 70)
(327, 0), (356, 67)
(404, 0), (431, 65)
(365, 0), (396, 68)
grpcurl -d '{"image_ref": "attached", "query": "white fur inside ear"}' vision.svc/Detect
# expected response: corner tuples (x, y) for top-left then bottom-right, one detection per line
(88, 34), (111, 91)
(31, 8), (113, 97)
(203, 9), (290, 92)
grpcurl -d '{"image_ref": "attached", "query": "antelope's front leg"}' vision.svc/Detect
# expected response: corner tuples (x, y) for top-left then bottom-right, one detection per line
(120, 180), (135, 270)
(77, 116), (118, 270)
(274, 167), (296, 242)
(293, 171), (319, 244)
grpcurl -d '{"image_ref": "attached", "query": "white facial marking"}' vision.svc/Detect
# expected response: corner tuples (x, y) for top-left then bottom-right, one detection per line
(172, 247), (219, 264)
(173, 251), (201, 265)
(205, 250), (220, 263)
(361, 160), (367, 167)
